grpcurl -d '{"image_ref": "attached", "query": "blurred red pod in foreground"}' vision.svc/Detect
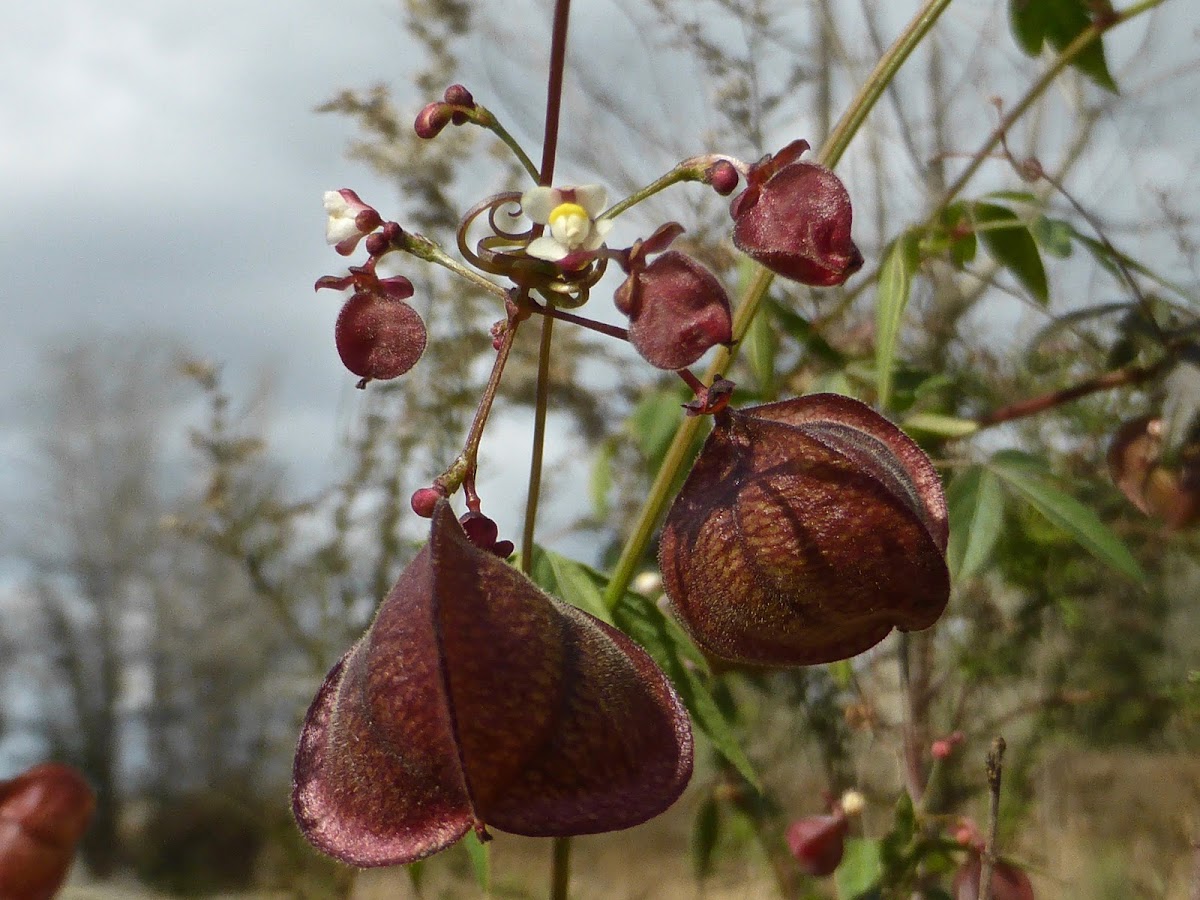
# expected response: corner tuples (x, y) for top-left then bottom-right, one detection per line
(952, 852), (1035, 900)
(293, 501), (693, 867)
(1107, 415), (1200, 529)
(0, 762), (95, 900)
(660, 393), (949, 667)
(786, 813), (848, 876)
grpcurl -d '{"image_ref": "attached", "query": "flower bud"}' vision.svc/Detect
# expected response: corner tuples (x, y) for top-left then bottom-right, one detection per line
(324, 189), (383, 256)
(786, 813), (847, 876)
(458, 510), (514, 558)
(293, 501), (694, 867)
(659, 393), (949, 666)
(0, 763), (95, 900)
(952, 852), (1035, 900)
(704, 160), (740, 196)
(415, 101), (454, 139)
(411, 486), (446, 518)
(614, 225), (732, 370)
(730, 141), (863, 286)
(335, 289), (426, 385)
(443, 84), (475, 108)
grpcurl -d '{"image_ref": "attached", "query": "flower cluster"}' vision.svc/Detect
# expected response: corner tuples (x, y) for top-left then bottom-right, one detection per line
(298, 79), (949, 872)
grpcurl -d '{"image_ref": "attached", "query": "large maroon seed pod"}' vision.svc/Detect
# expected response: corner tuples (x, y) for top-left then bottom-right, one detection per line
(659, 393), (949, 667)
(732, 161), (863, 287)
(334, 292), (427, 381)
(293, 501), (693, 867)
(614, 251), (733, 370)
(0, 763), (95, 900)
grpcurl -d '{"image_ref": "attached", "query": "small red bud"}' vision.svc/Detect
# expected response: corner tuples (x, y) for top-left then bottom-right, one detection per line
(786, 813), (847, 876)
(931, 730), (965, 759)
(705, 160), (740, 196)
(410, 487), (446, 518)
(443, 84), (475, 107)
(415, 102), (454, 139)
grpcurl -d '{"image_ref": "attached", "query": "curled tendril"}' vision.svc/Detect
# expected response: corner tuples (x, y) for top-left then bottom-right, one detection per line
(455, 191), (609, 308)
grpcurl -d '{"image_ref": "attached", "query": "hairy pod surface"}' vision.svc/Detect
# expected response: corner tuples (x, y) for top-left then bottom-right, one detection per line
(335, 292), (427, 382)
(0, 763), (95, 900)
(659, 393), (949, 667)
(731, 159), (863, 286)
(614, 250), (732, 370)
(293, 501), (693, 867)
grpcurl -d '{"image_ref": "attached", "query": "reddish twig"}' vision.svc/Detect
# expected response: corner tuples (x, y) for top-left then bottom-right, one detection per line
(976, 361), (1166, 429)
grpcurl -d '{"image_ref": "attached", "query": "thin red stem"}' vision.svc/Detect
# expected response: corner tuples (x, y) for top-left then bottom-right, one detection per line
(530, 301), (629, 341)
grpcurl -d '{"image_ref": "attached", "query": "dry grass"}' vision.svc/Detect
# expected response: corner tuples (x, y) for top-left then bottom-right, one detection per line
(58, 749), (1200, 899)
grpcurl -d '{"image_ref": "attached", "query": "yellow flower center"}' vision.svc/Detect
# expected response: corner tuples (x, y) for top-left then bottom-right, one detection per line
(548, 202), (590, 248)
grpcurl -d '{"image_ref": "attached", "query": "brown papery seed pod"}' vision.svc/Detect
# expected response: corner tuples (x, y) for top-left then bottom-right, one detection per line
(659, 393), (949, 667)
(293, 501), (693, 867)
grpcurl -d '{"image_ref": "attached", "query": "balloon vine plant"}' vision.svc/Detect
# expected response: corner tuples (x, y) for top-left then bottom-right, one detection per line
(293, 0), (1174, 897)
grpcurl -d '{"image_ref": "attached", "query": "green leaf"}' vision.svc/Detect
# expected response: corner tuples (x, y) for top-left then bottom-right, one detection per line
(525, 545), (615, 625)
(589, 437), (616, 520)
(875, 232), (919, 409)
(691, 797), (721, 881)
(1008, 0), (1117, 91)
(744, 294), (777, 399)
(988, 451), (1145, 581)
(835, 838), (883, 900)
(972, 202), (1049, 305)
(628, 386), (689, 472)
(946, 466), (1006, 582)
(1032, 215), (1074, 258)
(901, 412), (980, 440)
(767, 298), (845, 366)
(464, 829), (490, 893)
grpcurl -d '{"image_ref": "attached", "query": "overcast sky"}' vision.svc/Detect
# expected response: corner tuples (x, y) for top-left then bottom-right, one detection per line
(3, 0), (1198, 570)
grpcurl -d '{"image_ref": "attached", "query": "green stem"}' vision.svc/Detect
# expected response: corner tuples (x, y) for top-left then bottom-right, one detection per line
(521, 314), (555, 567)
(602, 0), (956, 611)
(475, 107), (541, 182)
(599, 155), (727, 221)
(402, 232), (510, 300)
(819, 0), (955, 170)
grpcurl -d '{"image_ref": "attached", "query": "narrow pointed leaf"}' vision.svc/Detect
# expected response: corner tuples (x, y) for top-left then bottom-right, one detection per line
(989, 452), (1144, 580)
(876, 233), (919, 409)
(946, 466), (1006, 582)
(464, 830), (490, 892)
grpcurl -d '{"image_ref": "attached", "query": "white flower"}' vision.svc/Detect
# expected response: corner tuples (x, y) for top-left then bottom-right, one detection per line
(521, 184), (614, 262)
(324, 189), (381, 256)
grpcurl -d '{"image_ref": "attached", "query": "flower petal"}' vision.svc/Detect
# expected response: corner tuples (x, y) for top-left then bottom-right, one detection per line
(526, 235), (569, 262)
(521, 187), (560, 224)
(574, 184), (608, 217)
